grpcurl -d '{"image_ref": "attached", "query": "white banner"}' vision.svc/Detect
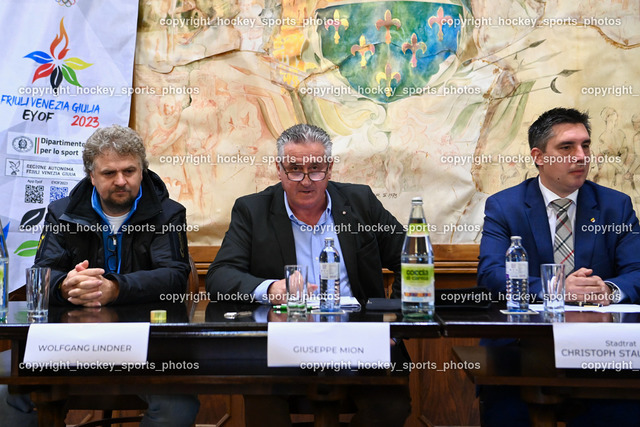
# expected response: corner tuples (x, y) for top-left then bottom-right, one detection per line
(0, 0), (138, 291)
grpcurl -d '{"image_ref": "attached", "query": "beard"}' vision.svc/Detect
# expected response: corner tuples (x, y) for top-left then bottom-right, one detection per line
(101, 188), (136, 215)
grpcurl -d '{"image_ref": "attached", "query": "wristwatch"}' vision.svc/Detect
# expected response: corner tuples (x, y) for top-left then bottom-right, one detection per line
(605, 281), (622, 304)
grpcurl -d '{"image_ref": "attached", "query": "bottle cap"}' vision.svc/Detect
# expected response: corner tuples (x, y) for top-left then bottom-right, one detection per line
(150, 310), (167, 323)
(412, 197), (423, 203)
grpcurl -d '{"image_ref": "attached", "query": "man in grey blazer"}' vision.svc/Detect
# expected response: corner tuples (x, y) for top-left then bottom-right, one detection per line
(207, 124), (410, 427)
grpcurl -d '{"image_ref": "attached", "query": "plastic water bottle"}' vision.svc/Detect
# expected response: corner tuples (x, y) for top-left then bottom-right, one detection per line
(505, 236), (529, 312)
(401, 197), (435, 318)
(0, 219), (8, 322)
(319, 237), (340, 311)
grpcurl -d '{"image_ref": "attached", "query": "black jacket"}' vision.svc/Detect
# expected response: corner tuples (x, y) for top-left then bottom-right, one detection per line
(206, 182), (404, 303)
(35, 170), (190, 306)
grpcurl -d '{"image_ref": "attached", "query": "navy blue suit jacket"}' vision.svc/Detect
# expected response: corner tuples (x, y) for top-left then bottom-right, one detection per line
(478, 178), (640, 303)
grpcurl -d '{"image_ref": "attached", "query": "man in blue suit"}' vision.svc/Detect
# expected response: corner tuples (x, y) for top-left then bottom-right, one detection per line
(477, 108), (640, 426)
(479, 107), (640, 305)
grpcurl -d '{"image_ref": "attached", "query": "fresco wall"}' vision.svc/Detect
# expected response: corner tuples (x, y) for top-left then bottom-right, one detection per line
(132, 0), (640, 246)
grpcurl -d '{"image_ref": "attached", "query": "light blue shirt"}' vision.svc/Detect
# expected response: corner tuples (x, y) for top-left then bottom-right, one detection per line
(252, 190), (352, 303)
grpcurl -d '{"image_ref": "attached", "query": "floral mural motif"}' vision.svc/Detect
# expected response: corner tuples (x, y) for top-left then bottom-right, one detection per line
(318, 2), (463, 103)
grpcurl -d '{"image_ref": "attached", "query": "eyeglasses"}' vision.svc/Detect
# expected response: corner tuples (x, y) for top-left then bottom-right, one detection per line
(106, 235), (118, 273)
(280, 163), (329, 182)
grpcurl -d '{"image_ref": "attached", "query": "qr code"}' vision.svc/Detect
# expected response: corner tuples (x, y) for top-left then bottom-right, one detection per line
(49, 186), (68, 202)
(25, 185), (44, 204)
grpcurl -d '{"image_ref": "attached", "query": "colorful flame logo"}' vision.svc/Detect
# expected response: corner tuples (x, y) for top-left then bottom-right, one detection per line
(24, 18), (92, 93)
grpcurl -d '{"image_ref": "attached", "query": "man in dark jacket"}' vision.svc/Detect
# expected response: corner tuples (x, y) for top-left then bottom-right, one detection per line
(206, 125), (404, 306)
(207, 124), (410, 427)
(2, 125), (199, 426)
(35, 126), (190, 307)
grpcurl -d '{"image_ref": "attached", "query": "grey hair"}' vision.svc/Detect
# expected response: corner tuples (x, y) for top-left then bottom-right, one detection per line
(276, 124), (332, 158)
(83, 125), (148, 177)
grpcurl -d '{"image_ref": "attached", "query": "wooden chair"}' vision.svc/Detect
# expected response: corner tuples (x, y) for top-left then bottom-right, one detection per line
(185, 254), (200, 319)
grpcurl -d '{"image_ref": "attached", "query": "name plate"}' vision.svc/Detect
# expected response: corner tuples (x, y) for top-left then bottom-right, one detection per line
(267, 323), (390, 368)
(553, 323), (640, 370)
(24, 323), (150, 365)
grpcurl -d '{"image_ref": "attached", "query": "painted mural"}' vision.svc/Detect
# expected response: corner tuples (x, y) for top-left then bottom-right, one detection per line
(133, 0), (640, 245)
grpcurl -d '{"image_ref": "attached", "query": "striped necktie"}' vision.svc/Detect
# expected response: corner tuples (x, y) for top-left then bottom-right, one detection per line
(551, 198), (574, 274)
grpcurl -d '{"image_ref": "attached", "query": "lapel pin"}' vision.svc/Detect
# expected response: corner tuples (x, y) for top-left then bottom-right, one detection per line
(590, 218), (595, 223)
